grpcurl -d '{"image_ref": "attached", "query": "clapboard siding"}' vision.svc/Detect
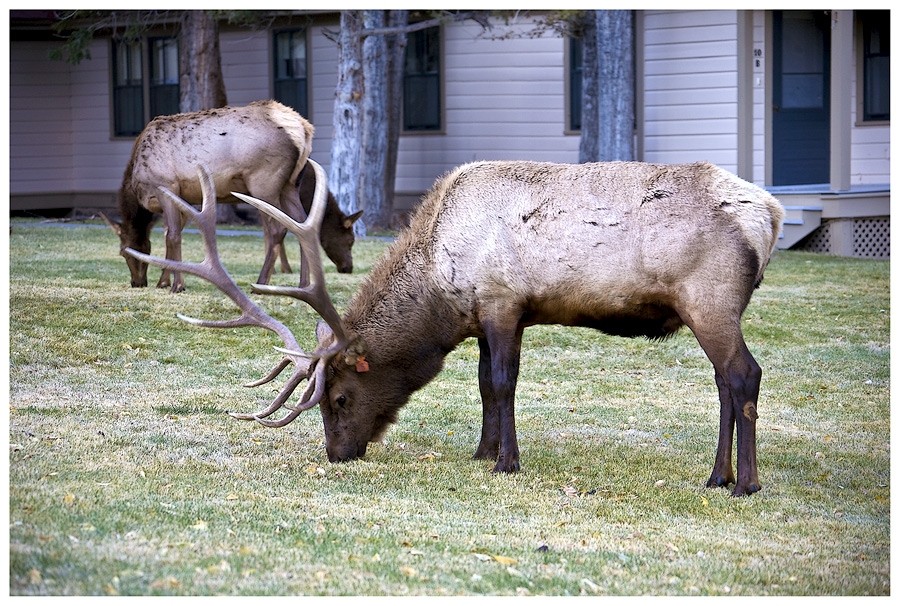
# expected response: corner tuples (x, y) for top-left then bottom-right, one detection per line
(394, 19), (577, 192)
(642, 10), (740, 171)
(7, 10), (890, 207)
(9, 41), (74, 193)
(220, 32), (270, 106)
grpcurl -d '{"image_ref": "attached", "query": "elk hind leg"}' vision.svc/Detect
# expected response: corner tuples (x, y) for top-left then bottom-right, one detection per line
(159, 201), (186, 292)
(256, 215), (287, 285)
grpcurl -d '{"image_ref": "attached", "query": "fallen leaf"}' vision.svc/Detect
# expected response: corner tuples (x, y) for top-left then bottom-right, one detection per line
(491, 554), (518, 566)
(473, 553), (492, 562)
(63, 493), (76, 506)
(28, 568), (42, 585)
(149, 576), (181, 590)
(399, 566), (417, 578)
(225, 493), (239, 500)
(190, 519), (208, 530)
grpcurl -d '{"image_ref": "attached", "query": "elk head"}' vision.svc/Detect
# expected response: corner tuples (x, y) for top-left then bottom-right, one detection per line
(124, 161), (392, 461)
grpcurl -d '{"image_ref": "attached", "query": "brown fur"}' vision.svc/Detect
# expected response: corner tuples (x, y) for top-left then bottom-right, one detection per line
(315, 160), (783, 496)
(295, 161), (363, 274)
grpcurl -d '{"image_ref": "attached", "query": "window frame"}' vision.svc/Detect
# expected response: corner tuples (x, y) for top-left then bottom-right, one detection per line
(110, 34), (180, 138)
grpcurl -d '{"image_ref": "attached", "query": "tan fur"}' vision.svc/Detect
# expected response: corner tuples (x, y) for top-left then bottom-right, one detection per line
(322, 160), (783, 495)
(114, 100), (318, 290)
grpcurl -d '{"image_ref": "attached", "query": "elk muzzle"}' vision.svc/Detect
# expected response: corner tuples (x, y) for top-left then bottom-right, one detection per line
(325, 438), (368, 463)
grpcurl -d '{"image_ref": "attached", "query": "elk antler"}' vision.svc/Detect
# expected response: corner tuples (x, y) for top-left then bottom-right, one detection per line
(124, 160), (347, 427)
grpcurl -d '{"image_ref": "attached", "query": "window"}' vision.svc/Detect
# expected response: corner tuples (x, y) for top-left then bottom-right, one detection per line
(403, 25), (441, 131)
(859, 11), (890, 122)
(111, 36), (179, 136)
(273, 29), (309, 116)
(569, 36), (584, 131)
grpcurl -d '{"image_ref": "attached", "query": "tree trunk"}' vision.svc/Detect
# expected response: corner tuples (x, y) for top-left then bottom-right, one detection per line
(360, 10), (389, 232)
(383, 10), (409, 229)
(331, 11), (366, 236)
(578, 13), (599, 163)
(178, 10), (232, 223)
(178, 10), (227, 113)
(597, 10), (635, 161)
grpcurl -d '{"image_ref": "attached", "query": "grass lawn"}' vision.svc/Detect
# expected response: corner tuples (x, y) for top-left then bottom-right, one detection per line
(6, 218), (890, 595)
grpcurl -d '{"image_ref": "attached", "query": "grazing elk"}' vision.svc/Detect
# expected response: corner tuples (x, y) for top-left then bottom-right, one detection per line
(293, 160), (363, 274)
(105, 99), (337, 292)
(128, 159), (784, 496)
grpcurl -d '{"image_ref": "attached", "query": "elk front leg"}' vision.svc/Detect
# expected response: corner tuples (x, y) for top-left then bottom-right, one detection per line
(473, 337), (500, 461)
(158, 202), (186, 292)
(707, 372), (736, 488)
(481, 314), (525, 473)
(693, 320), (762, 496)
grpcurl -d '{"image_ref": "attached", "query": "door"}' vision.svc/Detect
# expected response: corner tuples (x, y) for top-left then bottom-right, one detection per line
(772, 10), (831, 185)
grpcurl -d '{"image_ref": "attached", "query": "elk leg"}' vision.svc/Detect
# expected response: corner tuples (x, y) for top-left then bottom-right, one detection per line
(277, 241), (292, 274)
(257, 215), (287, 285)
(159, 202), (186, 292)
(707, 372), (736, 488)
(482, 315), (525, 473)
(473, 337), (500, 460)
(691, 320), (762, 496)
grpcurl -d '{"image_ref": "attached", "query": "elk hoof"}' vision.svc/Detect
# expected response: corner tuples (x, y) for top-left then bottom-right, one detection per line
(706, 471), (735, 489)
(492, 455), (520, 474)
(473, 444), (499, 461)
(731, 482), (762, 497)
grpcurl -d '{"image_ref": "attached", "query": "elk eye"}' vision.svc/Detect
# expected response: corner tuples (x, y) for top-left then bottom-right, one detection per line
(335, 395), (348, 408)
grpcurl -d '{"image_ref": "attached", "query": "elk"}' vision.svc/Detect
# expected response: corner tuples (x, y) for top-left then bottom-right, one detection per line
(128, 159), (784, 497)
(294, 160), (363, 274)
(104, 99), (355, 292)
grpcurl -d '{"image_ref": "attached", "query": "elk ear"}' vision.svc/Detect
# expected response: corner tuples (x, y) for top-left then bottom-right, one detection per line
(315, 319), (334, 345)
(99, 212), (123, 237)
(341, 337), (369, 373)
(343, 210), (364, 229)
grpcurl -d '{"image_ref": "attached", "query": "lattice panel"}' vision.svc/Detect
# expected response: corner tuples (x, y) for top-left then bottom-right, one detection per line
(796, 222), (832, 253)
(853, 218), (890, 258)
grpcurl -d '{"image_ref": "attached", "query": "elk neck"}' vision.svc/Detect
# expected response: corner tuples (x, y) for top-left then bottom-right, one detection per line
(342, 235), (468, 395)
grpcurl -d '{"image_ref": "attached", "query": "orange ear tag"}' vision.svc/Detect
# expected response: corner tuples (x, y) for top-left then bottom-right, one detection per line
(355, 356), (370, 373)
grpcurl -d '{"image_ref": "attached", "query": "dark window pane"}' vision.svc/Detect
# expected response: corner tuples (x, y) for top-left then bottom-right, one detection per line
(403, 26), (441, 131)
(570, 37), (583, 131)
(861, 11), (890, 121)
(273, 29), (309, 116)
(149, 37), (179, 118)
(112, 40), (144, 136)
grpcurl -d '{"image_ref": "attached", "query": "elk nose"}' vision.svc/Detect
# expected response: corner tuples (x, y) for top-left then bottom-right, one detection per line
(326, 441), (367, 463)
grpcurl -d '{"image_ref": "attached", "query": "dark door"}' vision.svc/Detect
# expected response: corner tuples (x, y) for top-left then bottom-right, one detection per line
(772, 10), (831, 185)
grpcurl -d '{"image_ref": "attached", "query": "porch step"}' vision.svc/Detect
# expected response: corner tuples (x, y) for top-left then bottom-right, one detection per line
(778, 205), (823, 249)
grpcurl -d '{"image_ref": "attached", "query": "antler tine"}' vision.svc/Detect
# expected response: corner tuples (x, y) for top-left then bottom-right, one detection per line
(124, 164), (322, 423)
(231, 159), (348, 348)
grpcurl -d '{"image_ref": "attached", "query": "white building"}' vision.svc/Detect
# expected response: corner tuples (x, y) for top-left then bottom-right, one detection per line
(9, 10), (890, 256)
